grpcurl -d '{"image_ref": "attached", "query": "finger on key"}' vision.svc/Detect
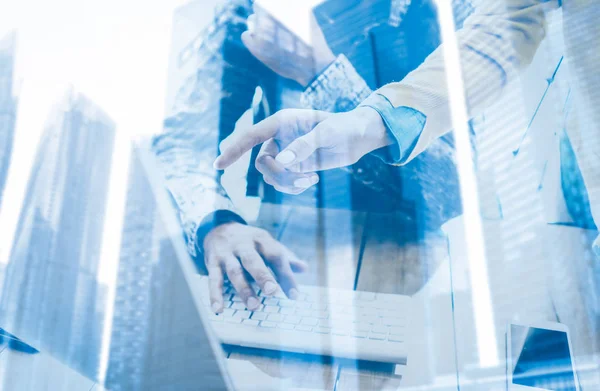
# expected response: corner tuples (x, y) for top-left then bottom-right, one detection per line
(207, 264), (225, 314)
(236, 248), (279, 297)
(256, 237), (301, 299)
(224, 257), (260, 311)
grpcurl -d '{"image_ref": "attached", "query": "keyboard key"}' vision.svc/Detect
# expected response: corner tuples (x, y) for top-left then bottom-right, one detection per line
(312, 303), (328, 311)
(315, 327), (331, 334)
(267, 314), (285, 322)
(332, 329), (348, 336)
(230, 302), (247, 310)
(330, 311), (353, 320)
(295, 325), (312, 332)
(234, 310), (251, 320)
(243, 319), (260, 327)
(232, 295), (243, 302)
(279, 308), (295, 315)
(208, 313), (223, 322)
(295, 292), (308, 300)
(311, 310), (328, 319)
(389, 336), (403, 343)
(296, 302), (311, 309)
(296, 309), (312, 317)
(251, 312), (268, 321)
(369, 333), (386, 340)
(264, 305), (279, 313)
(353, 323), (371, 332)
(371, 326), (389, 334)
(378, 309), (403, 319)
(223, 294), (233, 302)
(382, 318), (404, 327)
(222, 309), (235, 317)
(225, 317), (243, 324)
(389, 327), (403, 336)
(278, 323), (295, 330)
(283, 315), (301, 324)
(362, 317), (381, 325)
(301, 317), (319, 326)
(263, 298), (279, 306)
(260, 321), (277, 328)
(330, 319), (349, 329)
(318, 319), (331, 327)
(351, 331), (368, 338)
(278, 299), (295, 308)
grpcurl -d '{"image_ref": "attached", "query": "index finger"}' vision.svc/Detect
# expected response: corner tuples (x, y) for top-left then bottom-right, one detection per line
(213, 115), (281, 170)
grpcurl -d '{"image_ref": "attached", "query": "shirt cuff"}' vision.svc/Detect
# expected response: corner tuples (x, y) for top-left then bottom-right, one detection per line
(301, 54), (371, 112)
(195, 210), (247, 254)
(359, 93), (427, 165)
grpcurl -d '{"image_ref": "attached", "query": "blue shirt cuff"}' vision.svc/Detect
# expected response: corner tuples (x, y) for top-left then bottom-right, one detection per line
(360, 93), (426, 165)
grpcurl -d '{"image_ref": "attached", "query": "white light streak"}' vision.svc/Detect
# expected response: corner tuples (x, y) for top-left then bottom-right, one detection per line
(434, 0), (499, 368)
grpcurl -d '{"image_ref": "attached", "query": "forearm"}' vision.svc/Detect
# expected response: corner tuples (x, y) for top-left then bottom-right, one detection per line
(152, 119), (245, 257)
(301, 54), (372, 113)
(375, 0), (556, 163)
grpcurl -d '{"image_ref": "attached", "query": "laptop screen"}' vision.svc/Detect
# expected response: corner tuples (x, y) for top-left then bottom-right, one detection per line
(510, 325), (577, 391)
(0, 130), (231, 391)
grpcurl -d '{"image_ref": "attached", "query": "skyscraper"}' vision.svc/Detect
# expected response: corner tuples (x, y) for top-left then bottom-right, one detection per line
(0, 90), (116, 377)
(105, 148), (159, 390)
(105, 146), (229, 390)
(0, 31), (17, 210)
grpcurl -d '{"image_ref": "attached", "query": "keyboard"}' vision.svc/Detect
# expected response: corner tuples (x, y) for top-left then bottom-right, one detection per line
(191, 275), (412, 364)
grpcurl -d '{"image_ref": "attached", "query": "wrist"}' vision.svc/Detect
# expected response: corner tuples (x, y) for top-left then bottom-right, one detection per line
(355, 106), (395, 151)
(196, 210), (246, 252)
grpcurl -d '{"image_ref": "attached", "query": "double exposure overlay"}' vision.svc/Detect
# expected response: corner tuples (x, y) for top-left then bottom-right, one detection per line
(0, 0), (598, 390)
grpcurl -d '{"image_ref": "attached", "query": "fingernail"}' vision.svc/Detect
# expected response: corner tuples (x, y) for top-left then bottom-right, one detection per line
(263, 281), (277, 295)
(294, 178), (312, 188)
(246, 297), (260, 310)
(289, 288), (299, 300)
(211, 302), (221, 313)
(294, 175), (318, 188)
(213, 158), (221, 169)
(276, 150), (296, 165)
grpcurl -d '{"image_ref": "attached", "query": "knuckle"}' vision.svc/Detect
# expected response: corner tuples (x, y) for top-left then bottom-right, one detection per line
(226, 264), (244, 278)
(237, 249), (257, 260)
(255, 229), (271, 241)
(205, 255), (222, 266)
(239, 288), (254, 299)
(253, 270), (273, 283)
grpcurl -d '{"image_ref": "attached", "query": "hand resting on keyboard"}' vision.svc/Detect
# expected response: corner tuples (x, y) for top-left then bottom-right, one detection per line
(203, 222), (308, 314)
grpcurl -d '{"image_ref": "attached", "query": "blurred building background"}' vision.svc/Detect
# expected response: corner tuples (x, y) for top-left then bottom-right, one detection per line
(0, 31), (17, 211)
(0, 91), (115, 379)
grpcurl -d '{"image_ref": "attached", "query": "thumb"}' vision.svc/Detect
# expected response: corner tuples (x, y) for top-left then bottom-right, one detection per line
(275, 123), (332, 168)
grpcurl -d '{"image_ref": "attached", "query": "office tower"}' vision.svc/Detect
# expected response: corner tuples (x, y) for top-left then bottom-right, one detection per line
(167, 0), (268, 143)
(105, 148), (158, 390)
(164, 0), (277, 204)
(0, 90), (116, 377)
(0, 31), (17, 209)
(104, 147), (227, 390)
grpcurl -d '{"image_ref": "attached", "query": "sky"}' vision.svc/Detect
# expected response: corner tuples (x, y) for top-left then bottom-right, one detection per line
(0, 0), (323, 266)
